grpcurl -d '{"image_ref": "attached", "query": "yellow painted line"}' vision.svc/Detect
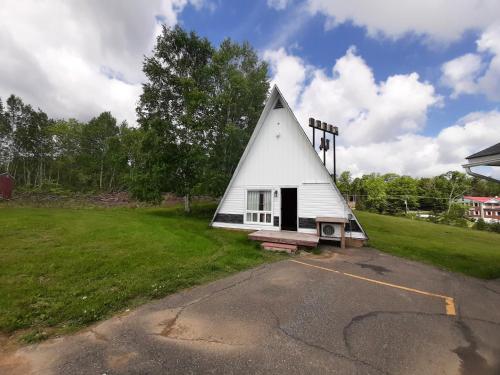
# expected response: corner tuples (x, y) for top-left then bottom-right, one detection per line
(445, 297), (456, 316)
(290, 259), (456, 316)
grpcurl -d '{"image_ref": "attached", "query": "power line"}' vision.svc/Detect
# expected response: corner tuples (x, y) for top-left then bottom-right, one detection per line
(344, 194), (460, 201)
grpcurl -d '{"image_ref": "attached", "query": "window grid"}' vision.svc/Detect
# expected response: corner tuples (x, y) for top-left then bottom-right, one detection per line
(246, 190), (272, 224)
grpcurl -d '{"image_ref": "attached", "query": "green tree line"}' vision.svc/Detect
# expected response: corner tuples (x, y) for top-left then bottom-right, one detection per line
(0, 96), (141, 192)
(0, 26), (269, 211)
(336, 170), (500, 215)
(1, 25), (498, 214)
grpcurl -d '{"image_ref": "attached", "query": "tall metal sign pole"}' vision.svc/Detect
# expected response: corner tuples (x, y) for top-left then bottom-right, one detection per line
(332, 126), (338, 183)
(309, 118), (315, 148)
(333, 132), (336, 182)
(308, 118), (339, 183)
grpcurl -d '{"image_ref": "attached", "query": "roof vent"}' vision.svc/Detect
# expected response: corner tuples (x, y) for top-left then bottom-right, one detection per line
(274, 98), (284, 109)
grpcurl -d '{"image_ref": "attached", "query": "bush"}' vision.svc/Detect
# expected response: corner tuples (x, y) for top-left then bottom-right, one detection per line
(16, 181), (73, 196)
(440, 204), (468, 227)
(475, 218), (488, 231)
(474, 218), (500, 233)
(490, 222), (500, 233)
(129, 169), (163, 203)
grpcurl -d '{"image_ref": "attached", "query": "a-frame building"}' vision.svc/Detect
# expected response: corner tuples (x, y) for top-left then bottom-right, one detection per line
(211, 85), (367, 246)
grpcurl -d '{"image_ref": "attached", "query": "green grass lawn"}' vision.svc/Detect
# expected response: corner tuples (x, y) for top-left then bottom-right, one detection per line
(0, 205), (282, 343)
(2, 205), (498, 344)
(356, 211), (500, 279)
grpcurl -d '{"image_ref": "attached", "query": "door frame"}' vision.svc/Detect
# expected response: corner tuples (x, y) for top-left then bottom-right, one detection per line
(280, 186), (298, 231)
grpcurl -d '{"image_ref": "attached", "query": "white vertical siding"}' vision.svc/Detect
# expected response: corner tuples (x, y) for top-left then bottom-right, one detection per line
(217, 187), (244, 214)
(299, 183), (347, 218)
(231, 108), (330, 187)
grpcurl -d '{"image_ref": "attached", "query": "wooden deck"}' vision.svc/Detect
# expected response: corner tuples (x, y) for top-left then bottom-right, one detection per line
(248, 230), (319, 248)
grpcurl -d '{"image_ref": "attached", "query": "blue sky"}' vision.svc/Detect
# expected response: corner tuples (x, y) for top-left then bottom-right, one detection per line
(181, 0), (500, 177)
(181, 0), (496, 137)
(1, 0), (499, 177)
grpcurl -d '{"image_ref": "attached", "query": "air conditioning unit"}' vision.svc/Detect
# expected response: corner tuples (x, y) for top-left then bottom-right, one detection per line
(320, 222), (342, 238)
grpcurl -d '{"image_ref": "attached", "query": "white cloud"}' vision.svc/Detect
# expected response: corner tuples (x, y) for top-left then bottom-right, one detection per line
(476, 24), (500, 101)
(264, 48), (309, 108)
(265, 47), (498, 177)
(337, 110), (500, 177)
(266, 47), (440, 146)
(306, 0), (500, 43)
(441, 54), (483, 98)
(436, 111), (500, 164)
(441, 24), (500, 101)
(0, 0), (201, 125)
(267, 0), (292, 10)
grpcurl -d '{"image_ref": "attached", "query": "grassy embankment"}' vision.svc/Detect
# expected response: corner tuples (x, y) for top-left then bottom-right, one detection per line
(356, 210), (500, 279)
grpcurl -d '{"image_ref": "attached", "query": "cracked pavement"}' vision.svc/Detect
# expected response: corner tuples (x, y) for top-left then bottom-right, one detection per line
(1, 247), (499, 374)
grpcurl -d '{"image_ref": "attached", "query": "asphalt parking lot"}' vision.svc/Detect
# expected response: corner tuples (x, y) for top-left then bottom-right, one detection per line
(1, 246), (500, 375)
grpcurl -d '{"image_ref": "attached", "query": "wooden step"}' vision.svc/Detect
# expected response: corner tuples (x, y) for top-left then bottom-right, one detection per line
(249, 230), (319, 248)
(261, 242), (298, 253)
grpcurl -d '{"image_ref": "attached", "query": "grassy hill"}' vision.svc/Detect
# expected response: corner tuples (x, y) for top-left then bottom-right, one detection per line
(356, 211), (500, 279)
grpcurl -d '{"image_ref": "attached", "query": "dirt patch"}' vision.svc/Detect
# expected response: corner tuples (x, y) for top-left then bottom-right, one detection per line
(0, 337), (65, 375)
(4, 191), (140, 208)
(301, 249), (338, 260)
(142, 308), (182, 335)
(89, 329), (109, 342)
(0, 333), (18, 353)
(162, 321), (191, 338)
(0, 353), (32, 375)
(90, 192), (133, 206)
(107, 351), (138, 369)
(165, 313), (260, 346)
(4, 191), (216, 208)
(160, 317), (179, 337)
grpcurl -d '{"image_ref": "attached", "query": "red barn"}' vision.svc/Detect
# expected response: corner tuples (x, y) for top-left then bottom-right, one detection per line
(0, 173), (14, 200)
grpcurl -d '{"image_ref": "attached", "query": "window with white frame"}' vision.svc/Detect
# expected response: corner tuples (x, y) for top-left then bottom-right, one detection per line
(486, 211), (491, 216)
(246, 190), (272, 224)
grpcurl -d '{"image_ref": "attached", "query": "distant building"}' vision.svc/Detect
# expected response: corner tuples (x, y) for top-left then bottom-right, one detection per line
(463, 142), (500, 183)
(461, 196), (500, 223)
(0, 173), (14, 200)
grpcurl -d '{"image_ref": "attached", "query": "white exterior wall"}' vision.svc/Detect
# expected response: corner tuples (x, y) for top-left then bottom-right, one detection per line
(217, 187), (245, 215)
(229, 108), (331, 187)
(299, 183), (347, 218)
(213, 86), (366, 239)
(215, 102), (348, 231)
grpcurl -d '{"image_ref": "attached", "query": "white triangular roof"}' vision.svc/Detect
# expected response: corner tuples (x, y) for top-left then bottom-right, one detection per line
(211, 85), (366, 237)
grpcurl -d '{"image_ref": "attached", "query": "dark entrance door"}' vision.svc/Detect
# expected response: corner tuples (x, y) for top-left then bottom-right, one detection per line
(281, 188), (297, 231)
